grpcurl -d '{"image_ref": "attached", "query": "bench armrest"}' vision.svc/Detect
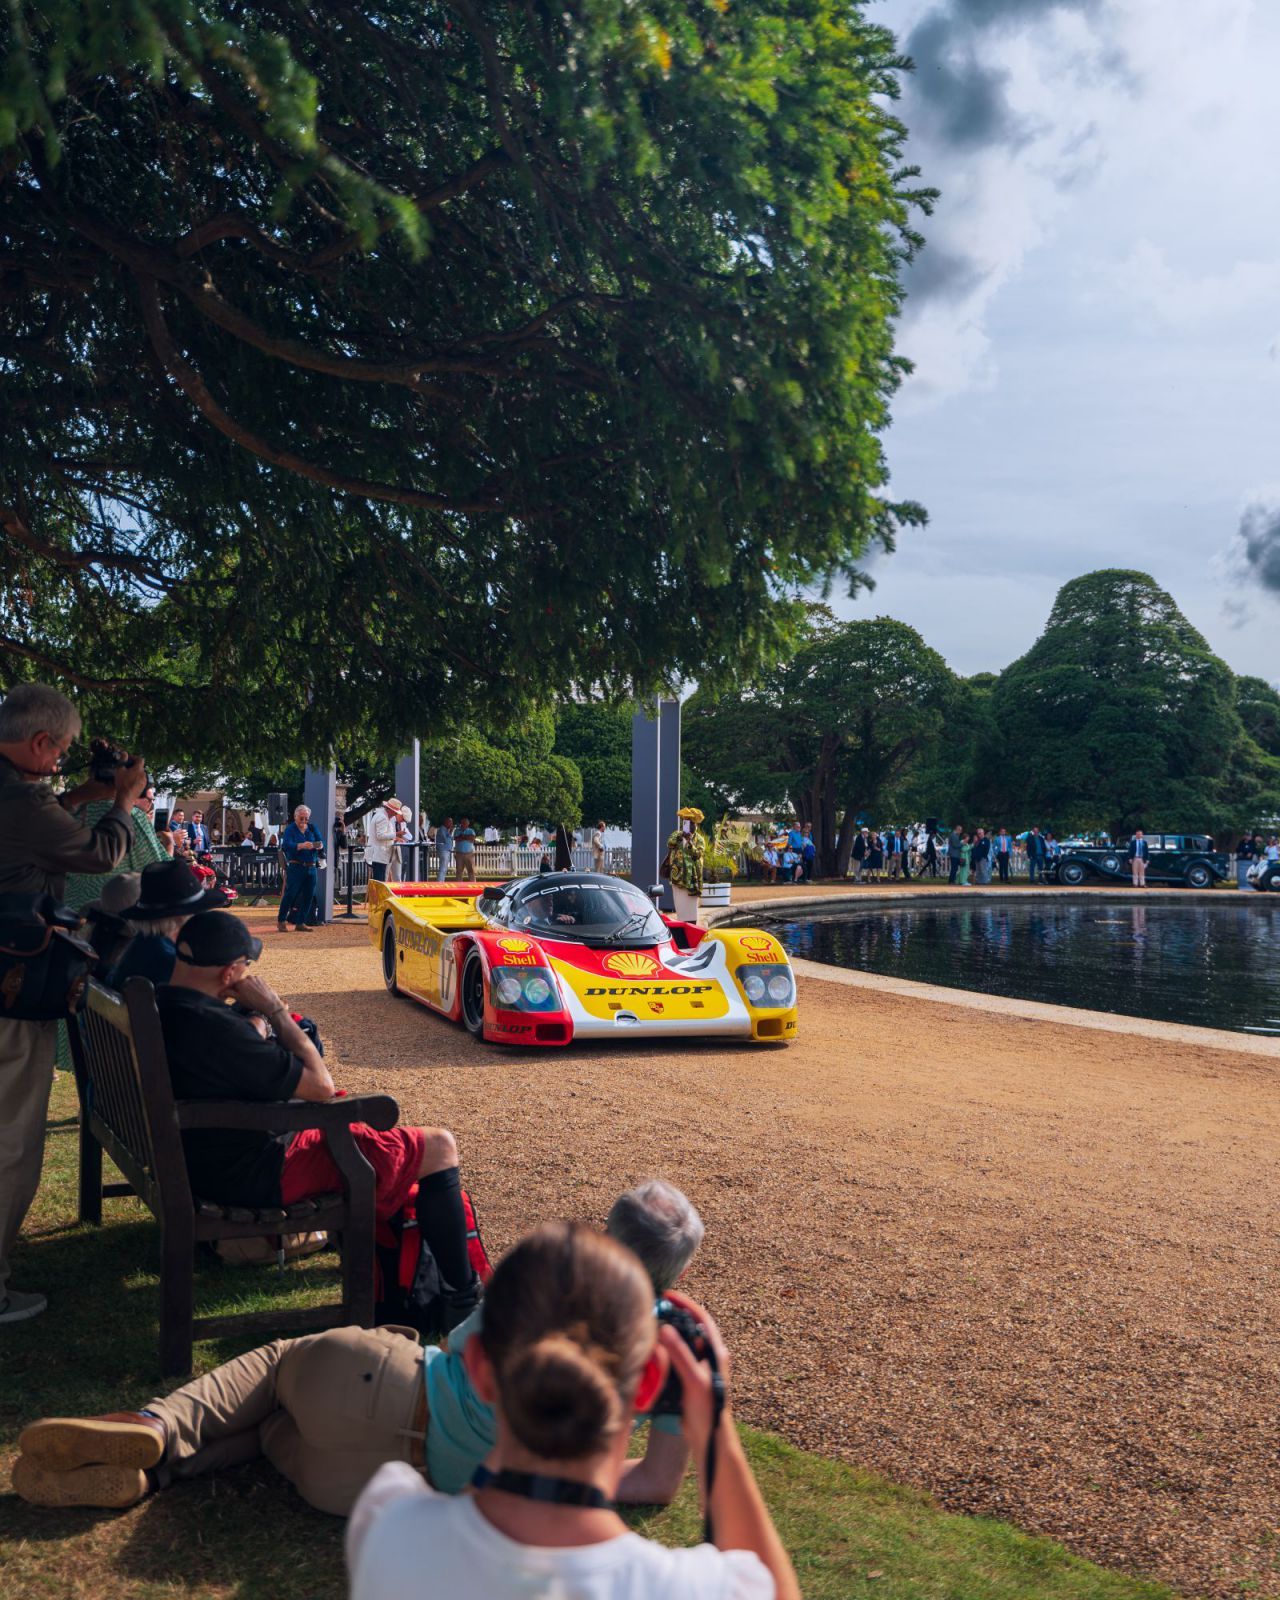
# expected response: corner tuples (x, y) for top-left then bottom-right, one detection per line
(174, 1093), (399, 1133)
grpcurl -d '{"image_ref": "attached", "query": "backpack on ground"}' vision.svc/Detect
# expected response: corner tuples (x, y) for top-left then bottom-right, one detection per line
(213, 1230), (332, 1267)
(374, 1186), (493, 1339)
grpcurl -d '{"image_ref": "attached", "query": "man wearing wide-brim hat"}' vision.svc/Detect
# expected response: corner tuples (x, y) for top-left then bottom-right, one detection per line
(104, 858), (230, 992)
(366, 798), (409, 886)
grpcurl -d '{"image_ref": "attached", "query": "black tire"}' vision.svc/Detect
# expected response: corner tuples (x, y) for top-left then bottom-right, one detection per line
(1184, 862), (1213, 889)
(1101, 854), (1121, 874)
(461, 949), (487, 1038)
(382, 923), (400, 995)
(1060, 861), (1087, 886)
(1268, 870), (1280, 893)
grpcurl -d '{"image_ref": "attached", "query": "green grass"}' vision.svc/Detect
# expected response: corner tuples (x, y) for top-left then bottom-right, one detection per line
(0, 1077), (1179, 1600)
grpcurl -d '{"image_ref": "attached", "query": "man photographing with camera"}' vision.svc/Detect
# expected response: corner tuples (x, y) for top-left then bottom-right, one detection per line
(0, 682), (148, 1324)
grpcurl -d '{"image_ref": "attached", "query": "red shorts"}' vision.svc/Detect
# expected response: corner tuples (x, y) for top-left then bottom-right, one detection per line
(280, 1124), (426, 1222)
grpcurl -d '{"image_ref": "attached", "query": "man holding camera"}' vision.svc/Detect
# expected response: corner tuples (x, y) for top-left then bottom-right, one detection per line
(0, 683), (147, 1323)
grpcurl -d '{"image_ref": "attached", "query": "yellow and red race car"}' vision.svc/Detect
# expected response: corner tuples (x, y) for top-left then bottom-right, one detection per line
(367, 871), (797, 1046)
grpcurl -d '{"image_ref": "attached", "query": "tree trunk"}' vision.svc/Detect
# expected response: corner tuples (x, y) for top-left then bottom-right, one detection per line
(834, 808), (858, 877)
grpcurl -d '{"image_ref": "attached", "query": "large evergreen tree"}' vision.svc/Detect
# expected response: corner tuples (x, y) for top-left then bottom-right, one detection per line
(990, 570), (1279, 835)
(554, 702), (633, 826)
(0, 0), (930, 766)
(684, 614), (957, 874)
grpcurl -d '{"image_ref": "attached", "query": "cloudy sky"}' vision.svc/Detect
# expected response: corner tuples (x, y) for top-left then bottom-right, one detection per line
(835, 0), (1280, 683)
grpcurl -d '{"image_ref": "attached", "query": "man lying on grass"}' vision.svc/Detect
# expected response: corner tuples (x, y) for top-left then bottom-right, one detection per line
(12, 1180), (702, 1516)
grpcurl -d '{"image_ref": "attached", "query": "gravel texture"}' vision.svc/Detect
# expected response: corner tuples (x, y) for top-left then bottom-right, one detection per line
(253, 910), (1280, 1599)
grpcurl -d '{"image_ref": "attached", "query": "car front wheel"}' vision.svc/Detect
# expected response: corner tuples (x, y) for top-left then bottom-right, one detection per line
(461, 949), (487, 1038)
(1060, 861), (1087, 886)
(1184, 863), (1213, 889)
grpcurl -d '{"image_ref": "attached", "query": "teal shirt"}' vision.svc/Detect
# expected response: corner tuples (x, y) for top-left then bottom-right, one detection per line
(422, 1306), (681, 1494)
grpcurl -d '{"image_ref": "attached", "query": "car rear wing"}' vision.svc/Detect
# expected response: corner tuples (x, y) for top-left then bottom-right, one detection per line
(368, 878), (494, 928)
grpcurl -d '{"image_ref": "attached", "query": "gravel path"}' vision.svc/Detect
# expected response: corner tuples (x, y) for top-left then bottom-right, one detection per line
(255, 913), (1280, 1599)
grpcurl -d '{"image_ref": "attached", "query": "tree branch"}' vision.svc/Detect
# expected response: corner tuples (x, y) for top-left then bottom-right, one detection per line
(133, 274), (499, 514)
(1, 503), (174, 589)
(0, 633), (170, 693)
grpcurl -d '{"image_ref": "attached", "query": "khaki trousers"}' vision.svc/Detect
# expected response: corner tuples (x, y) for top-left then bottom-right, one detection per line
(147, 1324), (426, 1516)
(0, 1016), (57, 1299)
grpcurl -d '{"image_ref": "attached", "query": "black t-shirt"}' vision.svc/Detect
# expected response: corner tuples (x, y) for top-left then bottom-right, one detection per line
(157, 987), (303, 1208)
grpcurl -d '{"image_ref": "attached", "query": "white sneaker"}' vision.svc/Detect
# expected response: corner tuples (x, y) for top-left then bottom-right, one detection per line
(0, 1289), (47, 1324)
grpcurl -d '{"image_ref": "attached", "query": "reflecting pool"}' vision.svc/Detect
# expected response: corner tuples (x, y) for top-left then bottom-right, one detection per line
(761, 901), (1280, 1035)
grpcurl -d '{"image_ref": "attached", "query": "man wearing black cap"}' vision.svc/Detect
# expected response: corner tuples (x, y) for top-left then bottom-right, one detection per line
(104, 859), (230, 991)
(157, 913), (476, 1307)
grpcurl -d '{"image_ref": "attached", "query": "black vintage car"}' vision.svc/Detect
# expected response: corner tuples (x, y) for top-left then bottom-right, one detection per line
(1046, 834), (1229, 889)
(1246, 857), (1280, 892)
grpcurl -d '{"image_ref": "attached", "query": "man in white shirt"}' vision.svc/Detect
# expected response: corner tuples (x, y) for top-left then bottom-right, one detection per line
(591, 820), (607, 873)
(365, 799), (407, 884)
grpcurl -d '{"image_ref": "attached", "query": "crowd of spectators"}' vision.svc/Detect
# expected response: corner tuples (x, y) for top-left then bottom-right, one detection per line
(3, 685), (795, 1596)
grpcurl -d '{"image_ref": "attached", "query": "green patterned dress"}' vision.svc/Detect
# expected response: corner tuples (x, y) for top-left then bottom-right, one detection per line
(57, 804), (169, 1068)
(665, 828), (706, 897)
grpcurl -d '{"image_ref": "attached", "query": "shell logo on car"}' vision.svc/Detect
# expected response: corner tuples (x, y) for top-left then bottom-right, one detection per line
(602, 950), (660, 979)
(739, 934), (779, 956)
(498, 936), (533, 954)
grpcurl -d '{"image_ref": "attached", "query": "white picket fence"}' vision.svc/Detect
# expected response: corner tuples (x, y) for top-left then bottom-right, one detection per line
(334, 843), (631, 898)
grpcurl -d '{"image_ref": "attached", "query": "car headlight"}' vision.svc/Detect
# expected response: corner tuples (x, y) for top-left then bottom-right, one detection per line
(736, 963), (794, 1007)
(489, 966), (558, 1011)
(494, 974), (523, 1007)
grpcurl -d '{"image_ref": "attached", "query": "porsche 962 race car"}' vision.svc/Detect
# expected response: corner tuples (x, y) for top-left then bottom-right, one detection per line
(368, 871), (798, 1047)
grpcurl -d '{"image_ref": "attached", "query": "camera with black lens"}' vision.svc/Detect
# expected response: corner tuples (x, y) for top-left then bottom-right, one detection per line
(651, 1298), (718, 1416)
(88, 737), (136, 784)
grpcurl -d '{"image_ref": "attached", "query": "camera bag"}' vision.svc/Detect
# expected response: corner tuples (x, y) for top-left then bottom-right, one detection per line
(0, 893), (96, 1021)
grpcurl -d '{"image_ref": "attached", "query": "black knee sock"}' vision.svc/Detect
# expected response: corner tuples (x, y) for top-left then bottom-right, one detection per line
(414, 1166), (474, 1292)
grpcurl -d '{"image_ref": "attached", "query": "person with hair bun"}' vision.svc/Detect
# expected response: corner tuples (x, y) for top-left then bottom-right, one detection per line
(347, 1221), (799, 1600)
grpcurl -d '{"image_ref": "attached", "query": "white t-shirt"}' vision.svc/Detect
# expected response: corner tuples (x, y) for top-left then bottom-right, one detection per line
(348, 1462), (774, 1600)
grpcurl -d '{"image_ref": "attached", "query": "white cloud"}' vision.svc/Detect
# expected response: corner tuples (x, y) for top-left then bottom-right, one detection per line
(883, 0), (1273, 404)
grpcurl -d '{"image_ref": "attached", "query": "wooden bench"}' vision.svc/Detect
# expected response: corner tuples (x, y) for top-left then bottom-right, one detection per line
(69, 976), (399, 1376)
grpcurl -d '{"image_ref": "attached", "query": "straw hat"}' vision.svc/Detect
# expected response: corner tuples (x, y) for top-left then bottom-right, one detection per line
(676, 806), (705, 824)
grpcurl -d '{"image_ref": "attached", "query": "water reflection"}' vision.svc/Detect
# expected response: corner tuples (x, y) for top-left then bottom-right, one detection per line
(766, 902), (1280, 1034)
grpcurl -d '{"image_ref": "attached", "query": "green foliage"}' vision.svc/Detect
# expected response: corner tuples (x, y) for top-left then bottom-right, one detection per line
(899, 672), (1003, 825)
(684, 616), (957, 873)
(0, 0), (931, 768)
(990, 571), (1280, 835)
(554, 702), (634, 826)
(1236, 675), (1280, 761)
(421, 710), (582, 826)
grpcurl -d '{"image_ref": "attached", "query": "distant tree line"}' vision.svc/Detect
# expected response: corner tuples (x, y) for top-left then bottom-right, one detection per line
(682, 570), (1280, 878)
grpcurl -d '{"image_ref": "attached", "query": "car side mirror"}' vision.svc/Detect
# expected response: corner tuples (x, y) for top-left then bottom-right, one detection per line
(648, 884), (663, 908)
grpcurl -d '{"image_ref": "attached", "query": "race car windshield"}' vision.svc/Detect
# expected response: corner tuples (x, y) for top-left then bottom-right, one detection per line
(512, 882), (667, 943)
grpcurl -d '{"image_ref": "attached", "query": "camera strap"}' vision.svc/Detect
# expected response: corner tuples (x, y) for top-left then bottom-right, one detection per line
(470, 1465), (614, 1511)
(702, 1370), (728, 1544)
